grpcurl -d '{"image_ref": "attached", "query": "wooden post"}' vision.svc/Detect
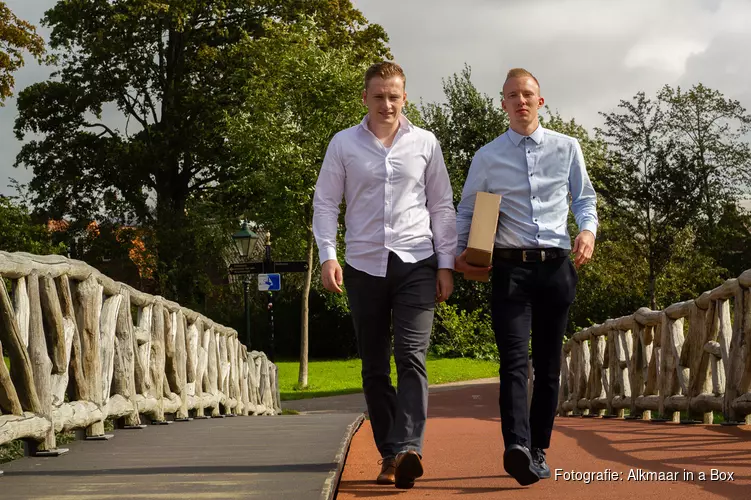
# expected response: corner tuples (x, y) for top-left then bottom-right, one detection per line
(717, 299), (735, 420)
(76, 275), (105, 437)
(0, 275), (41, 413)
(39, 275), (67, 375)
(0, 339), (23, 415)
(59, 276), (88, 402)
(27, 272), (56, 450)
(174, 311), (188, 420)
(208, 327), (220, 416)
(12, 277), (29, 349)
(100, 294), (123, 408)
(134, 304), (153, 396)
(150, 300), (166, 421)
(113, 290), (139, 427)
(738, 290), (751, 397)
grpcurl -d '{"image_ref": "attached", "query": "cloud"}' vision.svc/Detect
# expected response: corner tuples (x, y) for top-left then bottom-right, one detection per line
(352, 0), (751, 127)
(624, 38), (709, 74)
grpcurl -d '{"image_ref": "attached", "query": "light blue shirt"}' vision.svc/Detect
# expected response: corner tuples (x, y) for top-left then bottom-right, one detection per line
(456, 125), (598, 253)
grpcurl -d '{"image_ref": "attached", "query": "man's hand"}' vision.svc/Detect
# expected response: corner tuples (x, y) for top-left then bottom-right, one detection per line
(321, 259), (343, 293)
(572, 230), (595, 268)
(454, 249), (492, 274)
(436, 269), (454, 303)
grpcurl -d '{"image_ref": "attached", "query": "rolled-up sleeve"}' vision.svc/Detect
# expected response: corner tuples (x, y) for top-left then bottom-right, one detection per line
(569, 139), (598, 236)
(425, 137), (457, 269)
(312, 136), (345, 263)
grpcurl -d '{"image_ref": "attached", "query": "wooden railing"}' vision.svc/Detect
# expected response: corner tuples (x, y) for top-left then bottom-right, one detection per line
(0, 252), (280, 455)
(558, 269), (751, 424)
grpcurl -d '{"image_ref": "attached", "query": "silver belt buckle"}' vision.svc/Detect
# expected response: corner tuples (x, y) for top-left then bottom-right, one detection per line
(522, 250), (545, 262)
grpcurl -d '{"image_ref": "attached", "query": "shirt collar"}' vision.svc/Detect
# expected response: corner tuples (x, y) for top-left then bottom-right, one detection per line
(359, 113), (412, 133)
(507, 124), (545, 146)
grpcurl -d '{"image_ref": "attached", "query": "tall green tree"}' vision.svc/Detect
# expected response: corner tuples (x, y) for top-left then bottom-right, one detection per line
(13, 0), (388, 303)
(597, 92), (703, 309)
(0, 1), (44, 104)
(224, 19), (376, 386)
(421, 65), (508, 205)
(658, 83), (751, 226)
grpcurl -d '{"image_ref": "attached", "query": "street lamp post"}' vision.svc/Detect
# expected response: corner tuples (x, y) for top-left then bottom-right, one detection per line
(263, 232), (275, 362)
(228, 227), (308, 362)
(231, 221), (259, 348)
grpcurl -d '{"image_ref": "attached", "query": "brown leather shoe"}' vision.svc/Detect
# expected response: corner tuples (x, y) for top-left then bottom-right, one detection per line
(376, 457), (396, 485)
(394, 450), (424, 489)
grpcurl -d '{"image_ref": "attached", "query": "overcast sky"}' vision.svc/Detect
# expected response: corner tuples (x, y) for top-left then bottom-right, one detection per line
(2, 0), (750, 198)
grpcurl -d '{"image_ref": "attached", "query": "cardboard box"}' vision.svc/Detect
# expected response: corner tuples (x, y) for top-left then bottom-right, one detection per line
(464, 192), (502, 282)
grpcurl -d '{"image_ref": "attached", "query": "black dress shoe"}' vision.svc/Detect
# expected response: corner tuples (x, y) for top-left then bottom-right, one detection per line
(503, 444), (540, 486)
(531, 447), (551, 479)
(394, 450), (423, 489)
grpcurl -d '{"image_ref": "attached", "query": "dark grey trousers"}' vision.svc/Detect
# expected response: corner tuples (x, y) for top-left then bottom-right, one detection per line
(343, 252), (438, 458)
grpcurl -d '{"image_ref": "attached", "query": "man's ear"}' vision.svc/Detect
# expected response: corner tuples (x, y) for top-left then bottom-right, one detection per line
(501, 98), (507, 112)
(538, 96), (545, 107)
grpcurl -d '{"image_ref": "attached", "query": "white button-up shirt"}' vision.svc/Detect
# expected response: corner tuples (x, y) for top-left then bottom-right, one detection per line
(313, 115), (457, 277)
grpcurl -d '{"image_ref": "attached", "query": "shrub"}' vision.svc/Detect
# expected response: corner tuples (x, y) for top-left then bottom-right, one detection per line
(431, 302), (498, 361)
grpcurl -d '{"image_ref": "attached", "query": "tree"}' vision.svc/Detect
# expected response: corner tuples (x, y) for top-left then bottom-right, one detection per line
(224, 19), (376, 387)
(421, 65), (508, 205)
(0, 196), (66, 254)
(0, 1), (44, 104)
(658, 83), (751, 227)
(13, 0), (388, 303)
(597, 92), (703, 309)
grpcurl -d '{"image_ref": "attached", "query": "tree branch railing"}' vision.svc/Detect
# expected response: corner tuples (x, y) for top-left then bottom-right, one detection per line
(0, 252), (280, 456)
(558, 268), (751, 425)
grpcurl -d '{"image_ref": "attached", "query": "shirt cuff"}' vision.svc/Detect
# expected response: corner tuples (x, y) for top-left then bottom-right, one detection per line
(437, 254), (455, 270)
(319, 247), (337, 264)
(580, 221), (598, 238)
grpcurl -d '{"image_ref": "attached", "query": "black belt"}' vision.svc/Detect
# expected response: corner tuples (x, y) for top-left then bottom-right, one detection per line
(493, 247), (569, 263)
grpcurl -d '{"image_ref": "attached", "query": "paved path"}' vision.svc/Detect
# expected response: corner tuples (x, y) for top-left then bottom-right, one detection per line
(0, 413), (362, 500)
(337, 381), (751, 499)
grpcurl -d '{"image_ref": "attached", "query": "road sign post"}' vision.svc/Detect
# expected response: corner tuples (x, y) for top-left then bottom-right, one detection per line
(227, 231), (309, 361)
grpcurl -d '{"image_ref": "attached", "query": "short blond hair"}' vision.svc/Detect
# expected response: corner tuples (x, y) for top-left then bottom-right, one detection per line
(364, 61), (406, 90)
(505, 68), (540, 91)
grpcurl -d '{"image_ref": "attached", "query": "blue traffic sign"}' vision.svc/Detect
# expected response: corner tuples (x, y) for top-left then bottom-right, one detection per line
(258, 273), (281, 292)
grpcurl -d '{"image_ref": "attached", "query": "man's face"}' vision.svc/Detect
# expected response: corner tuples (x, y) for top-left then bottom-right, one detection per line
(362, 76), (406, 128)
(501, 76), (544, 129)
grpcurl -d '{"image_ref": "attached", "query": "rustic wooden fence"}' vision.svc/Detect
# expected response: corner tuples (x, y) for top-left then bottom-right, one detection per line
(0, 252), (280, 456)
(559, 268), (751, 424)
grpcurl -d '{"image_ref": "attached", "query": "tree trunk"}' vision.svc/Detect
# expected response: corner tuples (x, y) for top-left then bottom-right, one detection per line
(298, 225), (315, 389)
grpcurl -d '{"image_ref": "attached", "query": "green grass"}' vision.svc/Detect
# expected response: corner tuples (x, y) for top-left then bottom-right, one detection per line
(276, 356), (499, 401)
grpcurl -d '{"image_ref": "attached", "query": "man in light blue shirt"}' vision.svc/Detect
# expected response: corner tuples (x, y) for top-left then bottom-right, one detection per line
(455, 68), (598, 487)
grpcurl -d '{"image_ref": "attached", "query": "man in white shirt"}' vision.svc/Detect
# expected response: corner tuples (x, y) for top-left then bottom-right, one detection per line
(313, 62), (457, 490)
